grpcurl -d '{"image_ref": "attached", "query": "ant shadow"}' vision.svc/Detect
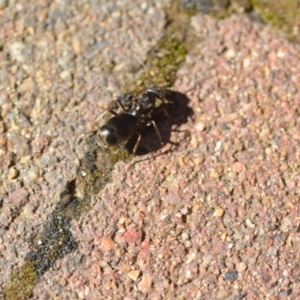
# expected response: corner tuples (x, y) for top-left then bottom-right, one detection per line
(124, 90), (194, 156)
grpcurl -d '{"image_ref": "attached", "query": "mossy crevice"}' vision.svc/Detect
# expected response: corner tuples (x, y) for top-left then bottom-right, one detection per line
(4, 262), (38, 300)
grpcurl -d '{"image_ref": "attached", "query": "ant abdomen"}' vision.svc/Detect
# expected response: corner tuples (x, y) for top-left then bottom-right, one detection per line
(97, 113), (136, 147)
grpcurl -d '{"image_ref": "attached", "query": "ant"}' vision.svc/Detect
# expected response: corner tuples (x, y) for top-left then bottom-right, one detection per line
(95, 86), (171, 161)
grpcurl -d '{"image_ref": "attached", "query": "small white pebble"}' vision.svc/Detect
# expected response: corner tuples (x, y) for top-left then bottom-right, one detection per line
(225, 49), (236, 59)
(140, 2), (147, 10)
(245, 218), (255, 228)
(180, 207), (188, 215)
(181, 232), (189, 241)
(214, 141), (223, 152)
(9, 41), (25, 62)
(277, 50), (285, 58)
(160, 213), (169, 220)
(26, 166), (40, 182)
(118, 217), (126, 224)
(175, 212), (182, 219)
(213, 208), (224, 217)
(243, 57), (251, 68)
(186, 252), (196, 264)
(185, 269), (192, 279)
(60, 70), (71, 81)
(195, 121), (205, 132)
(282, 269), (289, 277)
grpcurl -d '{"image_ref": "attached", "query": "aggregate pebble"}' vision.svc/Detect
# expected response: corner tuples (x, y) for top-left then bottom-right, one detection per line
(7, 167), (18, 180)
(24, 165), (40, 182)
(224, 270), (239, 283)
(101, 237), (115, 251)
(138, 274), (153, 293)
(5, 187), (29, 207)
(127, 270), (140, 281)
(213, 207), (224, 217)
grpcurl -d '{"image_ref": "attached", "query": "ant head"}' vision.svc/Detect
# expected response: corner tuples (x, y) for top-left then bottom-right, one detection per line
(146, 86), (164, 98)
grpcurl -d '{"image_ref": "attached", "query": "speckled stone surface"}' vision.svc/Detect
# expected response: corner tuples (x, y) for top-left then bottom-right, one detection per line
(1, 0), (300, 299)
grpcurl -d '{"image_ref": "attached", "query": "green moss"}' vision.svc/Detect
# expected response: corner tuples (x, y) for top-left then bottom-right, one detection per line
(125, 1), (190, 93)
(92, 148), (130, 187)
(251, 0), (300, 41)
(134, 36), (187, 90)
(5, 262), (38, 300)
(76, 145), (131, 198)
(63, 197), (90, 220)
(106, 147), (131, 164)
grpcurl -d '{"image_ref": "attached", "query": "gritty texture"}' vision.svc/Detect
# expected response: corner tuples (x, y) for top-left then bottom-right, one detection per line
(1, 1), (300, 300)
(0, 0), (170, 298)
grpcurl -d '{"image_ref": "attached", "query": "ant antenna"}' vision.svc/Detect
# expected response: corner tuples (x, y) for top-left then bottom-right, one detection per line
(131, 55), (156, 88)
(139, 57), (153, 84)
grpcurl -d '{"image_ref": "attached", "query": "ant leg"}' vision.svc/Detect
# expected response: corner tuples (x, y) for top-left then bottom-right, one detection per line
(79, 106), (118, 141)
(80, 111), (105, 137)
(162, 107), (172, 120)
(109, 110), (118, 115)
(76, 117), (101, 146)
(132, 89), (144, 107)
(151, 120), (164, 146)
(116, 98), (127, 112)
(111, 95), (133, 114)
(126, 134), (142, 170)
(131, 134), (142, 158)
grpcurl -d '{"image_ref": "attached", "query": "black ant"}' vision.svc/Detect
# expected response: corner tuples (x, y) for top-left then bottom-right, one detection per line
(95, 86), (171, 161)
